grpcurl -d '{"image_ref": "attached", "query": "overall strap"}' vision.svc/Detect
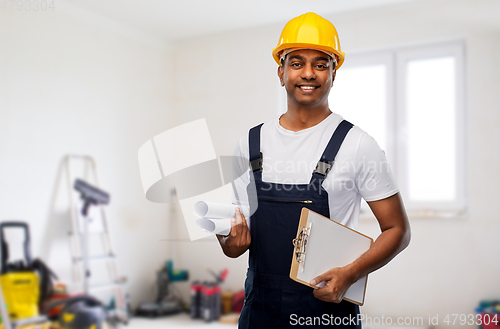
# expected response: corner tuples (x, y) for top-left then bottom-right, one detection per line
(248, 123), (264, 181)
(311, 120), (353, 182)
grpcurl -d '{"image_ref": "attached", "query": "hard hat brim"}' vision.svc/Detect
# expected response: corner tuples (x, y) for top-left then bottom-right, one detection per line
(273, 43), (345, 69)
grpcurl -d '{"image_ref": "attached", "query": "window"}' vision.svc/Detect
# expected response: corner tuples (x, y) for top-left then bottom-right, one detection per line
(329, 41), (466, 216)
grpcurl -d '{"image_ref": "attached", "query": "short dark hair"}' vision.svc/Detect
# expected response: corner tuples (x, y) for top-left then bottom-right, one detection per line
(280, 53), (337, 69)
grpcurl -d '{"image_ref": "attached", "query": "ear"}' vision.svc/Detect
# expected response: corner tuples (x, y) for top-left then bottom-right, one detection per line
(331, 69), (337, 87)
(277, 66), (285, 87)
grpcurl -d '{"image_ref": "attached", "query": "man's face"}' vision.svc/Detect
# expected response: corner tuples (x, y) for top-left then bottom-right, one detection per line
(278, 49), (336, 108)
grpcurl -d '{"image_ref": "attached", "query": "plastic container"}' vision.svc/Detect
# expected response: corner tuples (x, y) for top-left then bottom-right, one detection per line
(190, 281), (202, 319)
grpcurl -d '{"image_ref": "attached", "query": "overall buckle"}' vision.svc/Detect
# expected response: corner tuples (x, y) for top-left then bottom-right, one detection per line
(313, 160), (332, 177)
(250, 152), (263, 172)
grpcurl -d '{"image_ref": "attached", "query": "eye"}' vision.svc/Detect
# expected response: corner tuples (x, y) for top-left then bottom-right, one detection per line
(316, 64), (328, 69)
(290, 62), (301, 67)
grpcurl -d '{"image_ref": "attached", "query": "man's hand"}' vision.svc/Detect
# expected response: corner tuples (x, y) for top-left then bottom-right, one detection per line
(216, 208), (251, 258)
(309, 266), (357, 303)
(309, 193), (410, 304)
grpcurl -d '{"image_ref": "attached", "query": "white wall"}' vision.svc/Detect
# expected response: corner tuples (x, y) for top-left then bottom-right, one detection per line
(0, 2), (176, 306)
(171, 0), (500, 327)
(1, 0), (499, 326)
(168, 22), (279, 291)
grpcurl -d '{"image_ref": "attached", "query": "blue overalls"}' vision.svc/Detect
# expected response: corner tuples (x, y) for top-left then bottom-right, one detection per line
(238, 120), (361, 329)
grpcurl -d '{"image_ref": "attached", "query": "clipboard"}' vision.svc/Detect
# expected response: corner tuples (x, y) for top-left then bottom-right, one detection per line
(290, 208), (373, 306)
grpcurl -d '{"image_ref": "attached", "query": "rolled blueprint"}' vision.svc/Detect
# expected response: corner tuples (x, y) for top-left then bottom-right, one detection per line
(193, 201), (237, 219)
(138, 118), (258, 241)
(196, 218), (231, 236)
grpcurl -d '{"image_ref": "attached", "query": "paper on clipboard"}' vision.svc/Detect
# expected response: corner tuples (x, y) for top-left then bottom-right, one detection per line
(290, 208), (373, 306)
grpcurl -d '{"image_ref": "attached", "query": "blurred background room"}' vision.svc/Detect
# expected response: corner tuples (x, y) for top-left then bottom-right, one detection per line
(0, 0), (499, 328)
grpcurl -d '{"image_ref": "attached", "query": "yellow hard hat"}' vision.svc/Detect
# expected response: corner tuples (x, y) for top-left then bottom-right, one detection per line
(273, 12), (345, 69)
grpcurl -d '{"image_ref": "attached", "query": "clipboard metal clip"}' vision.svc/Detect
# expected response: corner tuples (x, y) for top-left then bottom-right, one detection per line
(292, 224), (311, 264)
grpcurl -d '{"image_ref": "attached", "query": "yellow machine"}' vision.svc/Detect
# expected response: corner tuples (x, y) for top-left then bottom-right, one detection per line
(0, 272), (39, 320)
(0, 222), (40, 321)
(0, 222), (49, 329)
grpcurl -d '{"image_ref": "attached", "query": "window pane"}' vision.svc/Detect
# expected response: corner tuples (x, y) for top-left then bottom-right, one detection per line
(329, 65), (387, 150)
(406, 57), (455, 201)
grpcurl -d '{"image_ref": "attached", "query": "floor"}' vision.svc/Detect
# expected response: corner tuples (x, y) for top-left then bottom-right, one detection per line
(126, 313), (238, 329)
(125, 314), (429, 329)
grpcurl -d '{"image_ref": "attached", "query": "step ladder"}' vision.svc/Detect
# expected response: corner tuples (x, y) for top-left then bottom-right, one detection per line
(64, 155), (128, 325)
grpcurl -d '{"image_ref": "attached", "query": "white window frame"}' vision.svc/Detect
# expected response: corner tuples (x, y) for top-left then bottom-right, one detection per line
(346, 40), (467, 218)
(278, 40), (467, 218)
(396, 41), (467, 215)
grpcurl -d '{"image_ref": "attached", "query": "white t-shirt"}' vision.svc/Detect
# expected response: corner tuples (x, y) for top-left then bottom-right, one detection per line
(231, 112), (399, 230)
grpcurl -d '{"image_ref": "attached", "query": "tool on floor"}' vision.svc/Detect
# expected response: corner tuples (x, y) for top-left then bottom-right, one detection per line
(231, 290), (245, 313)
(190, 268), (228, 322)
(43, 295), (107, 329)
(0, 221), (52, 329)
(0, 222), (39, 321)
(43, 283), (72, 319)
(135, 260), (189, 317)
(64, 155), (128, 325)
(201, 282), (218, 322)
(190, 281), (203, 319)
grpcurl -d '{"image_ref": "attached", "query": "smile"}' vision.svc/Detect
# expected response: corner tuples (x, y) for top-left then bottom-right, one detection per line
(298, 85), (319, 92)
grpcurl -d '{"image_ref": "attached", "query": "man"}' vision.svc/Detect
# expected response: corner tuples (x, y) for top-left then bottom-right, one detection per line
(217, 12), (410, 328)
